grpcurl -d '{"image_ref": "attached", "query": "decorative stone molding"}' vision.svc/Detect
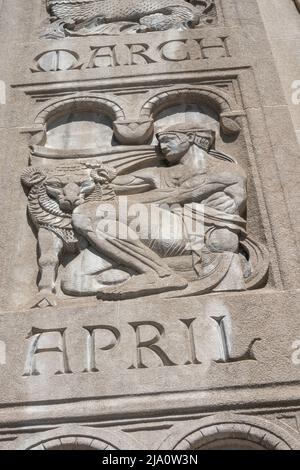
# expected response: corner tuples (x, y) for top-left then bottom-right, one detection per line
(12, 416), (300, 450)
(30, 86), (242, 148)
(140, 85), (243, 136)
(113, 118), (154, 145)
(30, 93), (126, 147)
(35, 94), (125, 126)
(12, 425), (142, 450)
(158, 413), (300, 450)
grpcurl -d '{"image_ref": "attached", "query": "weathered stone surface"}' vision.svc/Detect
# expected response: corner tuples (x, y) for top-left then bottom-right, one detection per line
(258, 0), (300, 146)
(0, 0), (299, 450)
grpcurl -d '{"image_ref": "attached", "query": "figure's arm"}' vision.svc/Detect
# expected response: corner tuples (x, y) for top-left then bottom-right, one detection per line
(223, 177), (247, 213)
(155, 171), (247, 214)
(111, 168), (158, 195)
(201, 172), (247, 214)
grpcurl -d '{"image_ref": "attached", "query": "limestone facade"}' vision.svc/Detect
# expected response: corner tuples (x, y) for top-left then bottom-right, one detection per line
(0, 0), (299, 450)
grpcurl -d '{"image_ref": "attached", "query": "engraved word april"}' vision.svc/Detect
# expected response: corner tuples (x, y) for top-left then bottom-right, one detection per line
(23, 316), (260, 376)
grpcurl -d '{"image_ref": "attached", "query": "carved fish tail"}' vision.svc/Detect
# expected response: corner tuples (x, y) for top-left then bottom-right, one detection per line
(48, 0), (199, 23)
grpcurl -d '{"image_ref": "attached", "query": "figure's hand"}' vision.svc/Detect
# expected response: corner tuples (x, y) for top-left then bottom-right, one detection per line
(204, 192), (237, 214)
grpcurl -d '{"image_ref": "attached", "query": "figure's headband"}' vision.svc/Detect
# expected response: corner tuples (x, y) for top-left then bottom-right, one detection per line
(156, 127), (215, 151)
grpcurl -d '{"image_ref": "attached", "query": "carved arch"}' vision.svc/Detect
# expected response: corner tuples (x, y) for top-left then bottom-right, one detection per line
(158, 413), (300, 450)
(31, 94), (126, 147)
(140, 85), (243, 136)
(12, 425), (142, 450)
(35, 94), (125, 126)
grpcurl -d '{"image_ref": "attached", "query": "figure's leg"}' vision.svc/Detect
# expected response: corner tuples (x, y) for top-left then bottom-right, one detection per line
(72, 208), (187, 299)
(38, 228), (63, 295)
(206, 228), (246, 291)
(28, 228), (64, 308)
(72, 211), (174, 278)
(141, 205), (189, 257)
(61, 247), (130, 297)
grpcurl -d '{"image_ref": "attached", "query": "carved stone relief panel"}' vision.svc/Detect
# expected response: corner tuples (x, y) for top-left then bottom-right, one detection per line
(42, 0), (218, 38)
(21, 86), (269, 308)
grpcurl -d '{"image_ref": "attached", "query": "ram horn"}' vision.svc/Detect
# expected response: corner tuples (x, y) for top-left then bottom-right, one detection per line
(21, 167), (47, 187)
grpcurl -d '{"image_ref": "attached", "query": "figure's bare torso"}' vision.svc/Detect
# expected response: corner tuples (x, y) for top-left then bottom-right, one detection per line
(122, 156), (246, 209)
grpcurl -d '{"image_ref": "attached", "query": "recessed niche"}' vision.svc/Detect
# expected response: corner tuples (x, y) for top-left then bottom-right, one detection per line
(45, 111), (114, 150)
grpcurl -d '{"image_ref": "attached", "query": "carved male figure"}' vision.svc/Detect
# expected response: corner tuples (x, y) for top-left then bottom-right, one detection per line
(22, 125), (268, 306)
(66, 127), (248, 299)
